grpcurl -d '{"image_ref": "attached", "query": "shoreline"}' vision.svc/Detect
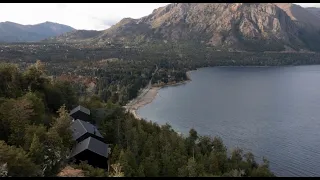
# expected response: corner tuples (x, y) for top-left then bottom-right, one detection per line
(124, 70), (194, 120)
(125, 86), (161, 120)
(124, 64), (295, 120)
(124, 65), (278, 120)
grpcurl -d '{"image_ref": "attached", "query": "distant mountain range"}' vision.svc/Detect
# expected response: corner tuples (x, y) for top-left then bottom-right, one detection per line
(306, 7), (320, 18)
(46, 3), (320, 52)
(0, 21), (75, 42)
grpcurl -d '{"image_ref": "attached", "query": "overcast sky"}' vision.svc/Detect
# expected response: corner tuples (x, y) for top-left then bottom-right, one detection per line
(0, 3), (318, 30)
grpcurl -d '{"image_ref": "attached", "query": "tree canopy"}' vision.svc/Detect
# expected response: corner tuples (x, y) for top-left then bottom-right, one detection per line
(0, 61), (275, 177)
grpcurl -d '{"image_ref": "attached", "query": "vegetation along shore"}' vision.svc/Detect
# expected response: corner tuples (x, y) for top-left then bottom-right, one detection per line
(124, 70), (193, 120)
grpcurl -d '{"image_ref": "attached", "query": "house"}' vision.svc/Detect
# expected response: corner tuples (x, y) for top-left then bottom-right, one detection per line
(71, 119), (105, 143)
(69, 137), (109, 169)
(69, 106), (110, 170)
(70, 105), (91, 122)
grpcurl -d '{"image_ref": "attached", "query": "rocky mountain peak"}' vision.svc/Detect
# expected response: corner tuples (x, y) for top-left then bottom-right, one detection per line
(48, 3), (320, 52)
(135, 3), (298, 47)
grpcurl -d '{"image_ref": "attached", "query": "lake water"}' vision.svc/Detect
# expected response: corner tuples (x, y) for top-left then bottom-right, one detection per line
(137, 66), (320, 177)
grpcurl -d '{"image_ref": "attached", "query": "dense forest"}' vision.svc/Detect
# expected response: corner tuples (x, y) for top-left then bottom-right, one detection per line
(0, 61), (275, 177)
(2, 42), (320, 176)
(0, 61), (77, 176)
(2, 43), (320, 106)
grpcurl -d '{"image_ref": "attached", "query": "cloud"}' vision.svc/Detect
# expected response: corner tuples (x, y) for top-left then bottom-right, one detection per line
(102, 19), (119, 28)
(89, 16), (119, 30)
(0, 3), (169, 30)
(295, 3), (320, 7)
(56, 3), (67, 9)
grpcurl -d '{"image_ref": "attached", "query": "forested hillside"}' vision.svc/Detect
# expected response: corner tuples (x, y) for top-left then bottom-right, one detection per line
(0, 61), (77, 176)
(0, 61), (274, 177)
(1, 43), (320, 107)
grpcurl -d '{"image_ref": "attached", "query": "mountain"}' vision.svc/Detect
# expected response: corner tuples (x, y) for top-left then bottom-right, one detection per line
(0, 21), (75, 42)
(306, 7), (320, 18)
(274, 4), (320, 29)
(43, 30), (102, 43)
(47, 3), (320, 52)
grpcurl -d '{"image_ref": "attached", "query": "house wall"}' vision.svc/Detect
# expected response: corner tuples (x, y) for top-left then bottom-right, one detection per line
(72, 149), (109, 170)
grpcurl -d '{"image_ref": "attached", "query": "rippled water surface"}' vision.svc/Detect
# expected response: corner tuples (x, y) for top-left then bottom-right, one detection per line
(137, 66), (320, 177)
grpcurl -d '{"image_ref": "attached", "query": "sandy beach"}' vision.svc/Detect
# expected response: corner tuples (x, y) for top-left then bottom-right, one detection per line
(125, 87), (161, 120)
(124, 70), (193, 120)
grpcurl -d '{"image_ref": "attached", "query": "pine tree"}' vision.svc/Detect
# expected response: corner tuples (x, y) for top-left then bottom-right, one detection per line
(110, 144), (121, 165)
(50, 105), (73, 149)
(118, 150), (133, 177)
(4, 99), (34, 146)
(142, 155), (159, 177)
(28, 134), (45, 166)
(22, 92), (45, 125)
(186, 157), (197, 177)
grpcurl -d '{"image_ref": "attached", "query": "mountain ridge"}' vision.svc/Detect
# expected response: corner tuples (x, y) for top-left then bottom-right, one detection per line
(46, 3), (320, 52)
(0, 21), (75, 42)
(306, 7), (320, 19)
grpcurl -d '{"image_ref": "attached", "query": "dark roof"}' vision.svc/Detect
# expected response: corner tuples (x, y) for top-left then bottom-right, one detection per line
(70, 105), (91, 116)
(71, 119), (103, 141)
(70, 137), (109, 158)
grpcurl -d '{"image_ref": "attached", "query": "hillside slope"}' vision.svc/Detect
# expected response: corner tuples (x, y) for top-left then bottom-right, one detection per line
(44, 30), (102, 43)
(0, 21), (75, 42)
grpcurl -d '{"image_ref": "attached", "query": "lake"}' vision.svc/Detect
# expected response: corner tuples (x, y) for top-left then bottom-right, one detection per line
(137, 65), (320, 177)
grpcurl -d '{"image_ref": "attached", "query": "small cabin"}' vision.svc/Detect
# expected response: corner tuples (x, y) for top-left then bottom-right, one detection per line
(69, 105), (109, 170)
(70, 137), (109, 169)
(70, 105), (91, 122)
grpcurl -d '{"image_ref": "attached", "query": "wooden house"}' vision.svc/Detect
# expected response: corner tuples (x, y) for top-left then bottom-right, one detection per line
(70, 105), (91, 122)
(69, 106), (109, 170)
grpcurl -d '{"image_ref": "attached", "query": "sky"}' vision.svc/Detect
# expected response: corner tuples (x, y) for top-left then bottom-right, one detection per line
(0, 3), (319, 30)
